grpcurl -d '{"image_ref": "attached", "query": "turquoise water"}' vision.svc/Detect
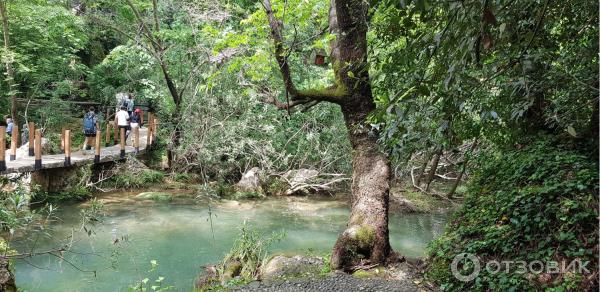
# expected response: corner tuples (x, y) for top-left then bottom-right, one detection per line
(12, 192), (448, 291)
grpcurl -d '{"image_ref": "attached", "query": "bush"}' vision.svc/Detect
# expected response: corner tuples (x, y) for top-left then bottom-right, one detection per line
(106, 169), (165, 189)
(426, 136), (598, 291)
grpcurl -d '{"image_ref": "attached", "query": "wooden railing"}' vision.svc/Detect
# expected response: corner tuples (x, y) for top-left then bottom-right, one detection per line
(0, 112), (157, 172)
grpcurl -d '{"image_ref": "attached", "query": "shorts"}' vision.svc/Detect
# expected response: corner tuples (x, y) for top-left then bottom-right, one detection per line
(84, 133), (96, 137)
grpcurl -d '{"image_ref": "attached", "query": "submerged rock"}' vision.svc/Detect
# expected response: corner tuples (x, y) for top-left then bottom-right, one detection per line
(260, 255), (324, 281)
(134, 192), (173, 202)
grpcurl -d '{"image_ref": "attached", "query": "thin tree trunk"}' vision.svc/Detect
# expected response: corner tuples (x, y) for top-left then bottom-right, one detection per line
(0, 0), (17, 125)
(416, 151), (432, 186)
(447, 139), (479, 198)
(424, 148), (442, 191)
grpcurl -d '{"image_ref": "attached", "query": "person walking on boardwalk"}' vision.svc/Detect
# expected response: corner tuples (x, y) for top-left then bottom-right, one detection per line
(126, 94), (135, 117)
(82, 107), (99, 154)
(129, 108), (142, 144)
(5, 116), (13, 137)
(115, 105), (131, 143)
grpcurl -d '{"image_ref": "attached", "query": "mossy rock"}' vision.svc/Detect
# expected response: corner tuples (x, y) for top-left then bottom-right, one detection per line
(134, 192), (173, 202)
(352, 267), (386, 279)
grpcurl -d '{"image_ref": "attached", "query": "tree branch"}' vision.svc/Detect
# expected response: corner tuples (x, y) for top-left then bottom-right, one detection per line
(262, 0), (345, 106)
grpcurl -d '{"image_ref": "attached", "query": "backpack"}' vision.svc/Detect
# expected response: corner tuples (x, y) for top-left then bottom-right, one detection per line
(83, 113), (96, 134)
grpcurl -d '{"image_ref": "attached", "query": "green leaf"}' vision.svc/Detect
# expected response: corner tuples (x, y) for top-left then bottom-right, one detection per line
(566, 126), (577, 137)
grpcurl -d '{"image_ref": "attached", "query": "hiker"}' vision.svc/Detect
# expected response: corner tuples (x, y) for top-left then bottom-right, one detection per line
(129, 108), (143, 144)
(126, 94), (135, 117)
(115, 105), (130, 143)
(4, 116), (12, 136)
(82, 107), (99, 152)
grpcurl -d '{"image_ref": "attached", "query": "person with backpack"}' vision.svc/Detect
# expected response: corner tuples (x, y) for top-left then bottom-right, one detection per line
(129, 108), (143, 144)
(126, 94), (135, 117)
(115, 105), (131, 143)
(82, 107), (99, 153)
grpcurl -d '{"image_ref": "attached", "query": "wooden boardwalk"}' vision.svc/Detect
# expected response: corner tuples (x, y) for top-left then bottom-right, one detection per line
(1, 127), (150, 175)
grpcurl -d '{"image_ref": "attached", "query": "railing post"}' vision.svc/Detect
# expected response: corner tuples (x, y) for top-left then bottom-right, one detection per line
(113, 121), (118, 145)
(34, 129), (42, 170)
(10, 125), (18, 161)
(60, 127), (66, 154)
(152, 117), (158, 146)
(105, 122), (111, 147)
(64, 129), (71, 167)
(95, 130), (101, 163)
(28, 122), (35, 156)
(120, 127), (125, 159)
(146, 113), (153, 147)
(0, 126), (6, 171)
(133, 125), (140, 153)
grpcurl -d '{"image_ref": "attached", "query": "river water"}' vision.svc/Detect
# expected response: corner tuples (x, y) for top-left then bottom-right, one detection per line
(12, 191), (449, 291)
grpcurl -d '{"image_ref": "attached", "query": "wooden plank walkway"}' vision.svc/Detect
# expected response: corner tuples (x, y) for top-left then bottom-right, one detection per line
(1, 127), (150, 175)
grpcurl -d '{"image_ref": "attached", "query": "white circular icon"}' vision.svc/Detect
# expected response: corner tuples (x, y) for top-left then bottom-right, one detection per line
(451, 253), (481, 282)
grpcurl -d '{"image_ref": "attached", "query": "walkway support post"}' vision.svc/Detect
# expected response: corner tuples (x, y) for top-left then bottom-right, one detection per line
(34, 129), (42, 170)
(0, 126), (6, 171)
(105, 122), (111, 147)
(133, 125), (139, 153)
(10, 125), (17, 160)
(120, 127), (125, 159)
(64, 129), (71, 167)
(95, 130), (101, 163)
(28, 122), (34, 156)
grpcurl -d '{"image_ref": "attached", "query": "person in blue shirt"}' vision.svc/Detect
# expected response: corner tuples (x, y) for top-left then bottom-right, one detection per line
(5, 116), (13, 136)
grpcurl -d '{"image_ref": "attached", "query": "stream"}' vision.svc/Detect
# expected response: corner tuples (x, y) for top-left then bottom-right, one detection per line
(12, 191), (449, 291)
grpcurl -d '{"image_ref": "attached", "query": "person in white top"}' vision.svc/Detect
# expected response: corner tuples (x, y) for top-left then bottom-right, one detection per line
(114, 106), (131, 142)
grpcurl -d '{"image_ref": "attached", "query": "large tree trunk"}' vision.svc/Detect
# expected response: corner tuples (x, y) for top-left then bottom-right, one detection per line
(331, 104), (392, 269)
(262, 0), (393, 270)
(328, 0), (392, 270)
(0, 0), (17, 125)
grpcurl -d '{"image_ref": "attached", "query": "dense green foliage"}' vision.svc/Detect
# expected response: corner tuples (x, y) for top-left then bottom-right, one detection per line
(427, 137), (598, 290)
(0, 0), (597, 290)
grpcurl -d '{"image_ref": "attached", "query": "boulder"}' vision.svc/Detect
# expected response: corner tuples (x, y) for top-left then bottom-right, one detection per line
(234, 167), (263, 194)
(390, 193), (418, 213)
(260, 255), (324, 281)
(16, 138), (52, 159)
(134, 192), (173, 202)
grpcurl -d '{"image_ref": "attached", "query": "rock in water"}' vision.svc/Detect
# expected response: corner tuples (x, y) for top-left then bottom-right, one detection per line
(234, 167), (263, 194)
(260, 255), (324, 281)
(134, 192), (173, 202)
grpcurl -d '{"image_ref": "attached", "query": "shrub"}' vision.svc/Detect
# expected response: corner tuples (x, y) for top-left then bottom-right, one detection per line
(106, 169), (165, 189)
(426, 136), (598, 291)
